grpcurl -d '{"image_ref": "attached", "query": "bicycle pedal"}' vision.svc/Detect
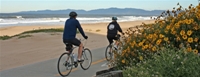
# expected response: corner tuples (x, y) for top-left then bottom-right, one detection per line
(74, 62), (78, 68)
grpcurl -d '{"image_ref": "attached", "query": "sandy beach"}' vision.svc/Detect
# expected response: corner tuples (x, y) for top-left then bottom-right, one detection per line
(0, 20), (154, 71)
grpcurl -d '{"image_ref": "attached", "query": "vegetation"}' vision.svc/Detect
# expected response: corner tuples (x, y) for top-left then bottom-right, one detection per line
(96, 29), (101, 32)
(0, 28), (64, 40)
(123, 47), (200, 77)
(109, 3), (200, 77)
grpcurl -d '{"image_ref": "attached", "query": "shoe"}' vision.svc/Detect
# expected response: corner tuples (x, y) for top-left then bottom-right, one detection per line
(77, 59), (84, 63)
(74, 62), (78, 68)
(114, 45), (118, 50)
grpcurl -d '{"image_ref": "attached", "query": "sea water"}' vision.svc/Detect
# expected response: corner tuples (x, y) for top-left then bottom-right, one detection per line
(0, 13), (158, 27)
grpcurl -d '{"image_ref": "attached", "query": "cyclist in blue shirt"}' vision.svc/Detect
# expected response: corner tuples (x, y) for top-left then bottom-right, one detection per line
(63, 11), (88, 63)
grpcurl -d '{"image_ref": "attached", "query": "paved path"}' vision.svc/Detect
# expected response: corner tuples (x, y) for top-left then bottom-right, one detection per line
(0, 47), (110, 77)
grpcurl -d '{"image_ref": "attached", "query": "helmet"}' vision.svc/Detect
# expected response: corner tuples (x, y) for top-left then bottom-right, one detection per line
(112, 16), (117, 20)
(69, 11), (77, 17)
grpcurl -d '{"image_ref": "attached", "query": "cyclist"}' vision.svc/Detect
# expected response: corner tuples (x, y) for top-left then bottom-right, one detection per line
(63, 11), (88, 63)
(107, 16), (124, 50)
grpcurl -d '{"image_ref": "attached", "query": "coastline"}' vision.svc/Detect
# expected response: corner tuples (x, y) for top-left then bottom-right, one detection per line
(0, 20), (154, 36)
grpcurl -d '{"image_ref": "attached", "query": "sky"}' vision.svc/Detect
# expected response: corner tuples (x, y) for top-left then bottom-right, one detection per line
(0, 0), (199, 13)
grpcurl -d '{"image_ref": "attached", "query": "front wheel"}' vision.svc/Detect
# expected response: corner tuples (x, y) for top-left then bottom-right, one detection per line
(80, 48), (92, 70)
(57, 53), (73, 76)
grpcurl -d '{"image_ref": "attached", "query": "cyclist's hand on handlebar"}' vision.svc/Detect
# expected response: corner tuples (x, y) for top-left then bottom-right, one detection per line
(121, 32), (125, 35)
(84, 36), (88, 39)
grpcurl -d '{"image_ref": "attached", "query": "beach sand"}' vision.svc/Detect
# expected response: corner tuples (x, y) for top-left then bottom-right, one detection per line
(0, 20), (154, 71)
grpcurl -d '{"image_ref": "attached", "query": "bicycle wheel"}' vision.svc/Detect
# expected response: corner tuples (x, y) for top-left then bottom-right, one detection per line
(105, 45), (114, 61)
(57, 53), (73, 76)
(117, 41), (123, 54)
(80, 48), (92, 70)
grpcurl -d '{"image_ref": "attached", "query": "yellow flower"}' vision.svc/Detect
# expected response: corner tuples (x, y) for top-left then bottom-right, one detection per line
(187, 37), (193, 43)
(194, 38), (199, 42)
(164, 29), (169, 33)
(166, 25), (171, 30)
(148, 44), (153, 49)
(175, 23), (180, 29)
(148, 34), (153, 39)
(185, 19), (192, 25)
(153, 33), (158, 38)
(144, 44), (149, 49)
(194, 49), (198, 54)
(187, 47), (192, 52)
(159, 34), (164, 38)
(180, 30), (185, 36)
(152, 46), (157, 52)
(187, 30), (193, 36)
(139, 56), (143, 61)
(121, 59), (125, 64)
(156, 39), (162, 45)
(171, 30), (176, 35)
(193, 26), (199, 30)
(138, 42), (144, 47)
(164, 37), (169, 41)
(182, 35), (188, 40)
(176, 36), (181, 41)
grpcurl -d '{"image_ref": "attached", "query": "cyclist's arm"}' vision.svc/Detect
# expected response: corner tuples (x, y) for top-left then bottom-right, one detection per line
(116, 23), (123, 33)
(76, 20), (86, 37)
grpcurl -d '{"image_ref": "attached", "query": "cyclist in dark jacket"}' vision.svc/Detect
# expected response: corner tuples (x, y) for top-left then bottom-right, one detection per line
(107, 16), (123, 49)
(63, 11), (88, 63)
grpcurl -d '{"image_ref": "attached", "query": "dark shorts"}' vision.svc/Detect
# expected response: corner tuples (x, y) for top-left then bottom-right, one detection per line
(63, 38), (81, 46)
(107, 34), (120, 45)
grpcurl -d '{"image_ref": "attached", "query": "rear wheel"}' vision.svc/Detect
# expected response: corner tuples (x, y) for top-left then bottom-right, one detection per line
(57, 53), (73, 76)
(80, 48), (92, 70)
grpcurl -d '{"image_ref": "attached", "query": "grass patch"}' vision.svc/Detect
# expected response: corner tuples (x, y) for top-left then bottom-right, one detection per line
(18, 35), (32, 39)
(0, 35), (13, 40)
(0, 28), (64, 40)
(96, 29), (101, 32)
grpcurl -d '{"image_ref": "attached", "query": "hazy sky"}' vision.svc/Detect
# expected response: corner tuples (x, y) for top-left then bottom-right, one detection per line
(0, 0), (199, 13)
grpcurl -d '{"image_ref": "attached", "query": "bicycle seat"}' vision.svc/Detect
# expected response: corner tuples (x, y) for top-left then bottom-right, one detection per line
(65, 43), (73, 51)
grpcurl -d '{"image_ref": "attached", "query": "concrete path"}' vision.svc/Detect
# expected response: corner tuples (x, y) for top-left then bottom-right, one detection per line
(0, 47), (110, 77)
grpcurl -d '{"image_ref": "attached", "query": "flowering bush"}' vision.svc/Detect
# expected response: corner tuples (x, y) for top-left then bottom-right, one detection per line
(114, 3), (200, 69)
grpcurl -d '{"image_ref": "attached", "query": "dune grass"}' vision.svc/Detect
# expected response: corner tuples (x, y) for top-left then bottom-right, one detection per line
(0, 28), (64, 40)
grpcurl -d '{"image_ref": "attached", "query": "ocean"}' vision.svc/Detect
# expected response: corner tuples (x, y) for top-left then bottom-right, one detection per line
(0, 13), (157, 27)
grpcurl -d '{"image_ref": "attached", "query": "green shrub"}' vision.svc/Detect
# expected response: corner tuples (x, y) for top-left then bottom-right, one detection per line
(123, 47), (200, 77)
(0, 35), (12, 40)
(18, 35), (32, 39)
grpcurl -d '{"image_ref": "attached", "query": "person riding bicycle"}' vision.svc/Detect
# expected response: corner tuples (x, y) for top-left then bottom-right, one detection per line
(107, 16), (123, 50)
(63, 11), (88, 63)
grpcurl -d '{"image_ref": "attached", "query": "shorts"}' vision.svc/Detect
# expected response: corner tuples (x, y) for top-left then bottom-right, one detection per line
(107, 34), (120, 45)
(63, 38), (81, 46)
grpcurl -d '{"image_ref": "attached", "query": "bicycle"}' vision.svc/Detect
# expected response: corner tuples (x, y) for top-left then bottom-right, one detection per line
(105, 34), (123, 61)
(57, 39), (92, 77)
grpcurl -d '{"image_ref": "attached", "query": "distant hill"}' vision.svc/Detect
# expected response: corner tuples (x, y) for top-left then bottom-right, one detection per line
(15, 8), (164, 16)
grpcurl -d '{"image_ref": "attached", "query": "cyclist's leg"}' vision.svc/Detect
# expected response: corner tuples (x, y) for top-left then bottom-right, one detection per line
(78, 43), (83, 61)
(107, 35), (114, 52)
(69, 38), (84, 62)
(63, 39), (72, 62)
(113, 35), (120, 49)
